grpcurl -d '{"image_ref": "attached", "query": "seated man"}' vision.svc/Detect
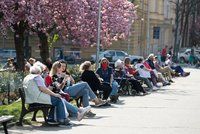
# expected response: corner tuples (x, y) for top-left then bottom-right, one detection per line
(23, 65), (91, 126)
(165, 54), (190, 77)
(154, 56), (175, 83)
(146, 54), (171, 86)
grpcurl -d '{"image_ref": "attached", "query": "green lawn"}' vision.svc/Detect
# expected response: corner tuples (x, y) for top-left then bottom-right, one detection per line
(0, 100), (43, 124)
(0, 101), (21, 122)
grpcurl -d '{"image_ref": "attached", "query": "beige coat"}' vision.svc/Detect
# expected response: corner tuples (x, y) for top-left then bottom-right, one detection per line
(23, 74), (51, 104)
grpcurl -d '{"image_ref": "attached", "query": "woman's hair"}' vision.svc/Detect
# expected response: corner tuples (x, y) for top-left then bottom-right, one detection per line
(100, 57), (109, 65)
(137, 58), (143, 63)
(124, 57), (131, 65)
(49, 61), (61, 76)
(59, 60), (70, 75)
(30, 65), (42, 74)
(80, 61), (91, 72)
(29, 57), (36, 64)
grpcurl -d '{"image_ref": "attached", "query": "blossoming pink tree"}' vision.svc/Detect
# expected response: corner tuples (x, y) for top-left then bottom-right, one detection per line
(0, 0), (137, 71)
(53, 0), (137, 47)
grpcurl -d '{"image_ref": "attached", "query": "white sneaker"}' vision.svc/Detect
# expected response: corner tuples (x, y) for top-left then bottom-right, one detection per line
(77, 106), (91, 121)
(153, 86), (159, 91)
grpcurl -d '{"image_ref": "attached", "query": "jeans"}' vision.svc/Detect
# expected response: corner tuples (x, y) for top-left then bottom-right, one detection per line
(110, 81), (119, 96)
(63, 99), (78, 117)
(171, 66), (184, 76)
(64, 82), (96, 107)
(100, 83), (112, 100)
(49, 96), (78, 121)
(49, 96), (68, 122)
(134, 75), (153, 89)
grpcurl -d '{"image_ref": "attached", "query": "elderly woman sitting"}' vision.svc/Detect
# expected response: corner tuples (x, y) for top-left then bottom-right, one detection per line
(23, 65), (91, 127)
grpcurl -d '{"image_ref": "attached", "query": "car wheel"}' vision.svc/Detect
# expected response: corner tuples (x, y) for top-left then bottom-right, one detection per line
(179, 57), (186, 63)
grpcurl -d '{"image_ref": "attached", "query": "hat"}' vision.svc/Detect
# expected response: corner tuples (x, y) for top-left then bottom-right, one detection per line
(34, 61), (47, 71)
(148, 53), (154, 59)
(115, 59), (123, 68)
(167, 54), (171, 58)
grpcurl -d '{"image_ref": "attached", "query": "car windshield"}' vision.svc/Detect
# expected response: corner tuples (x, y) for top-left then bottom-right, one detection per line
(116, 51), (127, 56)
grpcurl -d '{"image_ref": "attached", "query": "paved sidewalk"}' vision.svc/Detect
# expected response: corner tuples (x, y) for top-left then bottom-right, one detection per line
(5, 68), (200, 134)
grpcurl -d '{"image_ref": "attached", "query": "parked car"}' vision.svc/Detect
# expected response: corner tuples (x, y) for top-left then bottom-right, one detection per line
(178, 48), (200, 63)
(91, 50), (143, 64)
(0, 49), (16, 60)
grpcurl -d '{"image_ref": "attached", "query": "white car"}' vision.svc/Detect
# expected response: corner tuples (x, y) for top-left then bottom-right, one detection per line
(178, 48), (200, 63)
(91, 50), (143, 64)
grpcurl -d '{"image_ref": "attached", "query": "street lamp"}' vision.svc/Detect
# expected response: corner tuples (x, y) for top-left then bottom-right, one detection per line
(146, 0), (150, 56)
(96, 0), (102, 70)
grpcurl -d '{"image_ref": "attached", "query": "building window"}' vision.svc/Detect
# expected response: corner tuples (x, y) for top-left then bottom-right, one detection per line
(153, 27), (160, 39)
(53, 47), (64, 60)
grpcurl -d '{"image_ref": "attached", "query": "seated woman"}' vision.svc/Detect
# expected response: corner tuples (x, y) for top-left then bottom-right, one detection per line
(23, 65), (91, 126)
(45, 61), (105, 108)
(124, 57), (153, 90)
(96, 58), (119, 103)
(135, 58), (160, 89)
(114, 59), (148, 96)
(165, 54), (190, 77)
(80, 61), (112, 100)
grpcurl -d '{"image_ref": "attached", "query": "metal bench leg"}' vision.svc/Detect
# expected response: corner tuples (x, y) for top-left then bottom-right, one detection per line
(42, 109), (49, 122)
(18, 110), (27, 126)
(2, 122), (8, 134)
(32, 110), (38, 121)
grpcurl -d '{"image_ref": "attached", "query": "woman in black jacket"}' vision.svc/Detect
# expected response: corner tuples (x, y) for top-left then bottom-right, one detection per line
(80, 61), (112, 100)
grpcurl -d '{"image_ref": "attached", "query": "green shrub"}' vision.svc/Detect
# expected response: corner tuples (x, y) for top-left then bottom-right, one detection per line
(0, 71), (25, 104)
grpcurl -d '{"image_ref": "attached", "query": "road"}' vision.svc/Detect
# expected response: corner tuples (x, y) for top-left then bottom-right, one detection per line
(5, 68), (200, 134)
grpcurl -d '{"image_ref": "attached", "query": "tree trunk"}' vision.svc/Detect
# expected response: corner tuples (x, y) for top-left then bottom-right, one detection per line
(38, 31), (49, 63)
(173, 0), (180, 62)
(13, 22), (26, 71)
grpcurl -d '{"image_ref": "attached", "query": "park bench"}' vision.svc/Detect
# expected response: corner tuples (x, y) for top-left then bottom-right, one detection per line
(18, 88), (52, 126)
(0, 115), (14, 134)
(162, 72), (170, 81)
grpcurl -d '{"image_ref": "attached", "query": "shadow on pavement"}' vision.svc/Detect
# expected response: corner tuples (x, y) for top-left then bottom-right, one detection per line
(11, 123), (95, 132)
(153, 88), (190, 96)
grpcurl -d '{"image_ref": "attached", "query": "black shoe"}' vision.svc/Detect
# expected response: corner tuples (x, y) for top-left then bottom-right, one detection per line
(47, 119), (59, 125)
(102, 102), (111, 106)
(59, 121), (73, 128)
(169, 80), (174, 83)
(85, 111), (96, 117)
(163, 82), (171, 86)
(110, 95), (118, 103)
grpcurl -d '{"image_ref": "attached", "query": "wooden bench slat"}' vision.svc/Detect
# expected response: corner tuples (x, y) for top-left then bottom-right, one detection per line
(0, 115), (14, 134)
(0, 116), (14, 123)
